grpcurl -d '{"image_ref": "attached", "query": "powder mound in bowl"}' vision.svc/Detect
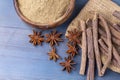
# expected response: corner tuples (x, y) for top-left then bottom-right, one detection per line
(18, 0), (70, 24)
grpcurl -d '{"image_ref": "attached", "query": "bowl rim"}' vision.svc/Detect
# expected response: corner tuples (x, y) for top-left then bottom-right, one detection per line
(14, 0), (75, 29)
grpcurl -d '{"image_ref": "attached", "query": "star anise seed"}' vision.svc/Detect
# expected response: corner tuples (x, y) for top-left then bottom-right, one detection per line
(66, 43), (78, 57)
(66, 29), (82, 46)
(60, 56), (76, 73)
(46, 30), (63, 47)
(48, 47), (60, 62)
(29, 30), (44, 46)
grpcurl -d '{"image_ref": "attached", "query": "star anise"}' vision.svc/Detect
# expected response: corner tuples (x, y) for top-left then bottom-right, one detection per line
(66, 29), (82, 45)
(46, 30), (63, 47)
(60, 56), (76, 73)
(66, 43), (78, 57)
(28, 30), (44, 46)
(48, 47), (60, 62)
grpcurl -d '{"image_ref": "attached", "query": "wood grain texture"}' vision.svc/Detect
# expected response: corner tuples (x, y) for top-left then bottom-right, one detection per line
(0, 0), (120, 80)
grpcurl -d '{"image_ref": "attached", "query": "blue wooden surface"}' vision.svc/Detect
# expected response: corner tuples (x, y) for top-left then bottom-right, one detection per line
(0, 0), (120, 80)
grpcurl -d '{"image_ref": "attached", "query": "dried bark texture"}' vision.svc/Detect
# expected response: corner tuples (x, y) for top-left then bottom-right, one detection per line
(79, 20), (87, 75)
(98, 28), (106, 38)
(99, 15), (112, 76)
(99, 38), (120, 67)
(109, 24), (120, 40)
(117, 24), (120, 27)
(99, 21), (120, 40)
(98, 39), (108, 54)
(98, 28), (120, 46)
(99, 44), (120, 69)
(101, 37), (120, 66)
(86, 27), (95, 80)
(99, 45), (108, 56)
(113, 11), (120, 20)
(92, 13), (102, 76)
(112, 24), (120, 32)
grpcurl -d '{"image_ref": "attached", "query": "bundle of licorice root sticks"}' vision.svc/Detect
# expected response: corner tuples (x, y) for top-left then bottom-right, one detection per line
(79, 11), (120, 80)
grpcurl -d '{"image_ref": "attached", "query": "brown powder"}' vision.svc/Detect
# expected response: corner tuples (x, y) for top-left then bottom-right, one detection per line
(18, 0), (70, 24)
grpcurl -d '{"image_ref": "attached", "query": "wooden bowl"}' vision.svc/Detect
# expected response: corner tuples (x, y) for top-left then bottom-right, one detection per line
(14, 0), (75, 29)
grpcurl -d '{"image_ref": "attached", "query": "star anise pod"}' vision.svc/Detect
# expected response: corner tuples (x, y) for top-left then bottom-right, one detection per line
(48, 47), (60, 62)
(60, 56), (76, 73)
(28, 30), (44, 46)
(46, 30), (63, 47)
(66, 29), (82, 45)
(66, 43), (78, 57)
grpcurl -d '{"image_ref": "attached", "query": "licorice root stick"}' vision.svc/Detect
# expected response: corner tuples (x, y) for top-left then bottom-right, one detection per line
(99, 15), (112, 76)
(99, 38), (120, 66)
(92, 13), (102, 76)
(80, 20), (87, 75)
(109, 24), (120, 40)
(86, 27), (95, 80)
(99, 28), (120, 46)
(99, 21), (120, 40)
(100, 46), (120, 68)
(98, 39), (108, 53)
(113, 11), (120, 20)
(101, 37), (120, 66)
(112, 24), (120, 32)
(99, 46), (108, 56)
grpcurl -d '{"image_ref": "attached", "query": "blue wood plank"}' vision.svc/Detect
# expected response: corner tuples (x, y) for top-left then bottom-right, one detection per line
(0, 0), (120, 80)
